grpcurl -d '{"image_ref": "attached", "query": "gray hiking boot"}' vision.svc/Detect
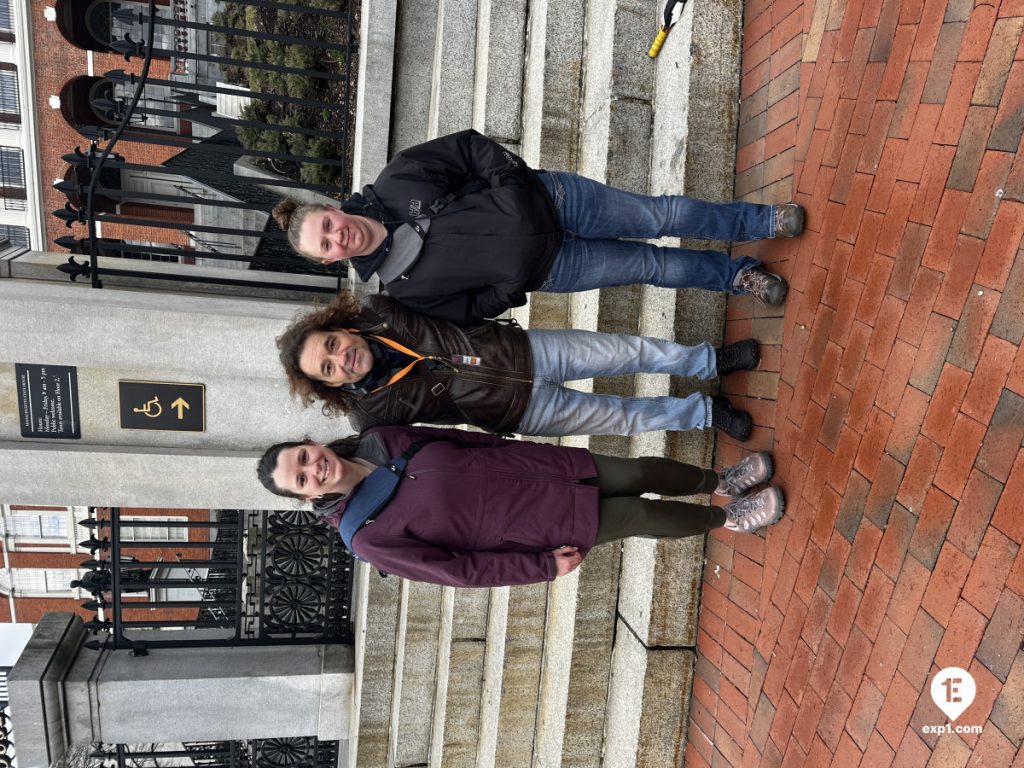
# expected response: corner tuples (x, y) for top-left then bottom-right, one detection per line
(723, 487), (785, 533)
(733, 265), (789, 306)
(774, 203), (806, 237)
(716, 451), (774, 497)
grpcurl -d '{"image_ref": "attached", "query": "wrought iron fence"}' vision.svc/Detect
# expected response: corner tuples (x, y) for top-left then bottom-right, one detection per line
(77, 507), (354, 654)
(89, 737), (339, 768)
(52, 0), (358, 293)
(0, 689), (12, 768)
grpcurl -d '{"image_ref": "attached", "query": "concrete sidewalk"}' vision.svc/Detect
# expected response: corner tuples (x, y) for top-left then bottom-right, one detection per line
(689, 0), (1024, 765)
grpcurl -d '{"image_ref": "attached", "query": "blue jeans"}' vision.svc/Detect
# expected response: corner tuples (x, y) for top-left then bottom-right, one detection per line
(516, 329), (715, 437)
(537, 171), (769, 293)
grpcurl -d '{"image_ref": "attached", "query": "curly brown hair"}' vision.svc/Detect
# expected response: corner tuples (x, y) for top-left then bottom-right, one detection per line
(272, 197), (331, 259)
(278, 290), (364, 417)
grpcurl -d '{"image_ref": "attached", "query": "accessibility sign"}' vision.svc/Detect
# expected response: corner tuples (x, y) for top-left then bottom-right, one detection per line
(118, 380), (205, 432)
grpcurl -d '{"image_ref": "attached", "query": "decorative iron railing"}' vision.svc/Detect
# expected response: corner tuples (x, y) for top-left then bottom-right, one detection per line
(51, 0), (358, 293)
(0, 689), (13, 768)
(77, 508), (354, 654)
(89, 737), (340, 768)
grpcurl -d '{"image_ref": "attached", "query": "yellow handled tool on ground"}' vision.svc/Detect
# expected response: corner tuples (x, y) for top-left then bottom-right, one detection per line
(648, 0), (689, 58)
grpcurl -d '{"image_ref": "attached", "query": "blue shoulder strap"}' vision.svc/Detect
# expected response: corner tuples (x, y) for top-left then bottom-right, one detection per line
(337, 438), (437, 553)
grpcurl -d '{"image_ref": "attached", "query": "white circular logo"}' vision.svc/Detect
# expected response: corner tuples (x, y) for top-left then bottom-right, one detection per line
(930, 667), (976, 722)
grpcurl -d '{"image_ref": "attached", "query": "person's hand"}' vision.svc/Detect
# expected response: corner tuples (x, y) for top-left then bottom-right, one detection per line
(551, 545), (583, 577)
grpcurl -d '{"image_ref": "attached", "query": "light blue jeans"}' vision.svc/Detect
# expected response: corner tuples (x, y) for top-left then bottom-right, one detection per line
(538, 171), (770, 293)
(516, 329), (715, 437)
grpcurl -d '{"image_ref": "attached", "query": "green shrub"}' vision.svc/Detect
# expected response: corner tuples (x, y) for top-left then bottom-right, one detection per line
(212, 1), (349, 187)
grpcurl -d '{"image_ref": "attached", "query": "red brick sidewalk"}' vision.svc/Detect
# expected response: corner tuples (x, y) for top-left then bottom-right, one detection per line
(689, 0), (1024, 765)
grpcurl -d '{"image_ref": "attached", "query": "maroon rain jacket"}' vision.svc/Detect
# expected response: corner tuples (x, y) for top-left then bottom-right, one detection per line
(347, 425), (599, 587)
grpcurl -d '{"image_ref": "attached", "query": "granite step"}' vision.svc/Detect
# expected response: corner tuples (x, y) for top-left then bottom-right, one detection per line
(389, 0), (439, 153)
(428, 0), (480, 139)
(472, 0), (528, 150)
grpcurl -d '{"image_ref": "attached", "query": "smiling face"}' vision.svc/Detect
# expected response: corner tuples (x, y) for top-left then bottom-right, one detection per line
(298, 330), (373, 386)
(270, 441), (367, 499)
(297, 206), (385, 263)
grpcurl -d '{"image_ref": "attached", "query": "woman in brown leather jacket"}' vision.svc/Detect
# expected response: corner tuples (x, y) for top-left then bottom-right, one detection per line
(277, 291), (761, 441)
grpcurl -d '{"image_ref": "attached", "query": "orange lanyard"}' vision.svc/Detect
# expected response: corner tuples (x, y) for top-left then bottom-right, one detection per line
(364, 334), (447, 393)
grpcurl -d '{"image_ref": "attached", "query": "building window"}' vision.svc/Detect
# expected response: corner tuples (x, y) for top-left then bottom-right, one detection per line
(1, 511), (69, 539)
(121, 516), (188, 542)
(0, 224), (28, 247)
(120, 240), (180, 263)
(0, 65), (19, 128)
(0, 0), (13, 43)
(10, 568), (80, 595)
(0, 146), (25, 211)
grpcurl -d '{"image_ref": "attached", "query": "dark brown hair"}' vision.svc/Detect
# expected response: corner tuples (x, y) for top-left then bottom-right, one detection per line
(257, 436), (362, 500)
(277, 291), (364, 417)
(272, 197), (331, 259)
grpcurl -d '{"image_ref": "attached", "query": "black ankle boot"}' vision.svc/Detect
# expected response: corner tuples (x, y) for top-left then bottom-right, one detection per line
(716, 339), (760, 376)
(712, 396), (753, 441)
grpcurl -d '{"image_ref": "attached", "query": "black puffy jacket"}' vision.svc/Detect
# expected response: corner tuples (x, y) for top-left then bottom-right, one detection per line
(344, 130), (563, 325)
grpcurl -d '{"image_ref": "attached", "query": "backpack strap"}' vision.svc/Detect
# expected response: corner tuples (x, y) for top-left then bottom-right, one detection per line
(375, 219), (431, 284)
(372, 177), (489, 284)
(337, 438), (438, 552)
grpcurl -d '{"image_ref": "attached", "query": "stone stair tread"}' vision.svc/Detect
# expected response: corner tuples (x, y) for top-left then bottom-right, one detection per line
(556, 543), (622, 767)
(389, 0), (439, 153)
(428, 0), (480, 138)
(492, 581), (549, 766)
(473, 0), (528, 143)
(393, 581), (444, 766)
(437, 639), (487, 767)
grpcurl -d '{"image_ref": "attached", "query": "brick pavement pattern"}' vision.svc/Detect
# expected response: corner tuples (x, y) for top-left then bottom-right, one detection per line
(688, 0), (1024, 765)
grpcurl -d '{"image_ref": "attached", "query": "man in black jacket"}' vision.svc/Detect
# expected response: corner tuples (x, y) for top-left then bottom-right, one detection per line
(272, 130), (803, 326)
(277, 293), (763, 441)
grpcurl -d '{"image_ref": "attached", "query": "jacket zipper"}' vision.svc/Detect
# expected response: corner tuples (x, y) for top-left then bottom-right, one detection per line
(371, 321), (530, 385)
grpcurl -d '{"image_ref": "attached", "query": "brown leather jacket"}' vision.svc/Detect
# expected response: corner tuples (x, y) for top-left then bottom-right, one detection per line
(345, 295), (533, 434)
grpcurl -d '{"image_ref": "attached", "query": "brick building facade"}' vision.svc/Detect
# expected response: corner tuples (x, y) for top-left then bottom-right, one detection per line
(1, 504), (211, 626)
(31, 0), (189, 251)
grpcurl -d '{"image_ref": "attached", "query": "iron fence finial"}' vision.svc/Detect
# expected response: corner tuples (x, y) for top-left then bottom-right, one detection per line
(111, 34), (146, 61)
(57, 257), (90, 281)
(52, 203), (85, 227)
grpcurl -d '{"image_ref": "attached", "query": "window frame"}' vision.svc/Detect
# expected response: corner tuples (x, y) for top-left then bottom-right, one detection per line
(0, 63), (20, 128)
(0, 145), (26, 211)
(0, 0), (15, 42)
(9, 568), (85, 597)
(120, 515), (189, 543)
(3, 510), (70, 541)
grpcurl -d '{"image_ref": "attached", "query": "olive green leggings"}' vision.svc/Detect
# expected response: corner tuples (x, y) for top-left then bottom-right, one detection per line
(585, 454), (726, 545)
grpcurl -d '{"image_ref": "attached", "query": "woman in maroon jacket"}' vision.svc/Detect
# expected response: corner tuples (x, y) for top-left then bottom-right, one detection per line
(257, 426), (784, 588)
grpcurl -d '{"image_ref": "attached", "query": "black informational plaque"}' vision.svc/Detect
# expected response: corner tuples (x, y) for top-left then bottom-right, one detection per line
(16, 363), (82, 439)
(118, 380), (206, 432)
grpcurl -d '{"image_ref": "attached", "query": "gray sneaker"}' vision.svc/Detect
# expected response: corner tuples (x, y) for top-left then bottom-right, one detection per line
(723, 487), (785, 533)
(716, 451), (774, 496)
